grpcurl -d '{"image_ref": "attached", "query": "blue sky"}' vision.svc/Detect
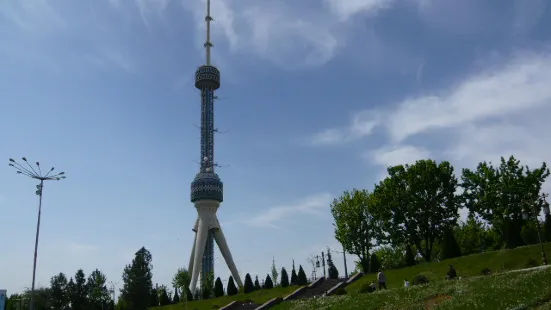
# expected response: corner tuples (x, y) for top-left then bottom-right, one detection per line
(1, 0), (551, 296)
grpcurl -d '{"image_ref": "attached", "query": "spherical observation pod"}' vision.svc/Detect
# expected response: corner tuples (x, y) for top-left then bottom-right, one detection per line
(190, 172), (224, 203)
(195, 65), (220, 90)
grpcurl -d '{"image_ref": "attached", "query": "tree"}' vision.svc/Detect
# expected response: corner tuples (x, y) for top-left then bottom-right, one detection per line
(370, 253), (381, 273)
(214, 277), (224, 297)
(271, 258), (279, 286)
(280, 268), (290, 287)
(243, 273), (254, 293)
(172, 268), (192, 302)
(331, 189), (381, 272)
(461, 156), (549, 248)
(254, 276), (261, 291)
(201, 272), (214, 300)
(326, 249), (339, 279)
(456, 214), (487, 255)
(544, 214), (551, 242)
(226, 276), (238, 296)
(372, 160), (460, 262)
(68, 269), (89, 310)
(120, 247), (153, 310)
(297, 265), (308, 286)
(263, 275), (274, 289)
(290, 261), (298, 285)
(404, 244), (416, 267)
(87, 269), (111, 310)
(159, 287), (170, 306)
(440, 227), (462, 259)
(172, 287), (180, 304)
(521, 221), (540, 245)
(374, 245), (406, 270)
(50, 272), (70, 310)
(149, 288), (158, 307)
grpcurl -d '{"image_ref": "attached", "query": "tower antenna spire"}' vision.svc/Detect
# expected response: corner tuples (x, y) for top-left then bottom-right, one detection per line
(205, 0), (213, 65)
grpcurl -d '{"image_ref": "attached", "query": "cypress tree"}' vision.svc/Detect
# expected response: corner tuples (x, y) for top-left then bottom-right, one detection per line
(149, 288), (158, 307)
(326, 249), (339, 279)
(280, 267), (290, 287)
(214, 277), (224, 297)
(297, 265), (308, 285)
(370, 253), (381, 273)
(405, 244), (416, 267)
(440, 228), (462, 259)
(172, 288), (180, 304)
(290, 263), (298, 285)
(244, 273), (255, 293)
(159, 289), (170, 306)
(226, 276), (238, 296)
(254, 276), (261, 290)
(264, 275), (274, 289)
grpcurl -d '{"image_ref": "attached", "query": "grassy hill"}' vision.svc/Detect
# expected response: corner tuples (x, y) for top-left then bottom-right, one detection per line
(151, 243), (551, 310)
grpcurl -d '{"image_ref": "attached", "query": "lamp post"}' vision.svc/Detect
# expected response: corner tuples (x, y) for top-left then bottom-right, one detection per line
(8, 157), (66, 310)
(521, 193), (549, 266)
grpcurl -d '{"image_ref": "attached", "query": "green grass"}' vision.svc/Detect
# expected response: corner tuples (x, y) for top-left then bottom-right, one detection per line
(346, 242), (551, 295)
(149, 285), (300, 310)
(273, 266), (551, 310)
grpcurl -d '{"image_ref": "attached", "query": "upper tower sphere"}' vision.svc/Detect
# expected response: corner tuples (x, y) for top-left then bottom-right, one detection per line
(195, 65), (220, 90)
(191, 172), (223, 203)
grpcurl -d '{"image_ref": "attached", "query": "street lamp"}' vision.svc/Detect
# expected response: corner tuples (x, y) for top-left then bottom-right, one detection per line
(8, 157), (66, 310)
(521, 193), (549, 266)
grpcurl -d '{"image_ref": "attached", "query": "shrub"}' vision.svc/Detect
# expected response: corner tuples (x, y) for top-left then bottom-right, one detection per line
(525, 257), (539, 268)
(244, 273), (255, 293)
(214, 277), (224, 297)
(280, 268), (290, 287)
(254, 276), (261, 290)
(297, 265), (308, 285)
(335, 287), (347, 295)
(264, 274), (274, 289)
(481, 268), (492, 276)
(412, 274), (429, 286)
(226, 276), (238, 296)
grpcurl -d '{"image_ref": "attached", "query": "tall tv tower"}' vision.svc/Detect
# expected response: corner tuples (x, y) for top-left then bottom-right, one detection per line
(188, 0), (243, 293)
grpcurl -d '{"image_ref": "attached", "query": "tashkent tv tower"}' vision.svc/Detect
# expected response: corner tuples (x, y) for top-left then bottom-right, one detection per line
(188, 0), (243, 293)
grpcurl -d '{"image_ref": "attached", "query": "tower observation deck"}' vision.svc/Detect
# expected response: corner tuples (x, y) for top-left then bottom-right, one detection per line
(188, 0), (242, 294)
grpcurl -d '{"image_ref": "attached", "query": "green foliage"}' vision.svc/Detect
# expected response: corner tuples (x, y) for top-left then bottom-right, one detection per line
(330, 189), (380, 273)
(297, 265), (308, 286)
(412, 274), (429, 285)
(201, 272), (214, 300)
(159, 288), (170, 306)
(544, 214), (551, 242)
(254, 276), (261, 291)
(359, 282), (375, 294)
(372, 160), (460, 262)
(461, 156), (549, 249)
(326, 249), (339, 279)
(280, 268), (290, 287)
(374, 245), (405, 270)
(335, 287), (347, 295)
(50, 272), (70, 310)
(481, 268), (492, 275)
(290, 262), (298, 285)
(264, 275), (274, 289)
(369, 253), (381, 273)
(87, 269), (111, 309)
(226, 276), (238, 296)
(149, 288), (159, 307)
(455, 214), (488, 255)
(214, 277), (224, 298)
(68, 269), (89, 310)
(120, 247), (154, 310)
(521, 221), (540, 245)
(271, 258), (279, 286)
(172, 288), (180, 304)
(172, 268), (192, 302)
(404, 244), (416, 267)
(440, 228), (462, 260)
(244, 274), (255, 294)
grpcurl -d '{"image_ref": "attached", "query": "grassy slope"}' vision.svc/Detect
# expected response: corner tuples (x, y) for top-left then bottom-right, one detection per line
(346, 242), (551, 295)
(149, 285), (300, 310)
(274, 266), (551, 310)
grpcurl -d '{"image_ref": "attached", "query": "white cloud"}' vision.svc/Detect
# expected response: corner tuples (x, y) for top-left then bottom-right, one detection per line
(324, 0), (394, 21)
(245, 193), (333, 228)
(368, 145), (431, 168)
(308, 110), (381, 146)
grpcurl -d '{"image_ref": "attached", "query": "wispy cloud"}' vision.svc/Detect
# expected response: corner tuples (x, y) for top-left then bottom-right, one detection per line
(244, 193), (333, 229)
(307, 110), (381, 146)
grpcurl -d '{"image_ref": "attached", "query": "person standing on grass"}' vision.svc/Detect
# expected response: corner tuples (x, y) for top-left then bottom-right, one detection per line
(377, 268), (387, 290)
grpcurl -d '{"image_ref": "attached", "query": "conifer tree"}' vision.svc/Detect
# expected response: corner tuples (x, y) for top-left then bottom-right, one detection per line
(290, 260), (298, 285)
(326, 249), (339, 279)
(405, 244), (416, 267)
(297, 265), (308, 285)
(370, 253), (381, 273)
(280, 267), (290, 287)
(214, 277), (224, 297)
(244, 273), (255, 294)
(120, 247), (154, 310)
(159, 288), (170, 306)
(264, 275), (274, 289)
(254, 276), (261, 291)
(172, 288), (180, 304)
(440, 227), (462, 259)
(226, 276), (238, 296)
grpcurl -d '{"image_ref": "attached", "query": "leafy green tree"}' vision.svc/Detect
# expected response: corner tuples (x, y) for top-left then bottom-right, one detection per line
(226, 276), (238, 296)
(544, 214), (551, 242)
(440, 227), (462, 260)
(331, 189), (381, 272)
(372, 160), (460, 262)
(254, 276), (261, 291)
(108, 300), (115, 310)
(263, 275), (274, 289)
(50, 272), (70, 310)
(172, 287), (180, 304)
(87, 269), (111, 310)
(159, 287), (170, 306)
(290, 261), (298, 285)
(201, 272), (214, 300)
(120, 247), (154, 310)
(374, 245), (405, 269)
(172, 268), (192, 302)
(521, 221), (540, 245)
(297, 265), (308, 286)
(404, 244), (416, 267)
(243, 273), (254, 293)
(369, 253), (381, 273)
(24, 287), (52, 310)
(280, 268), (290, 287)
(326, 249), (339, 279)
(149, 288), (158, 307)
(456, 214), (487, 255)
(214, 277), (224, 297)
(271, 258), (279, 286)
(68, 269), (89, 310)
(461, 156), (549, 248)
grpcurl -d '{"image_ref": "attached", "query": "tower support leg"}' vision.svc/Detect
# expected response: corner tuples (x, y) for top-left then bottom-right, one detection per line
(213, 226), (243, 287)
(190, 219), (209, 294)
(188, 232), (197, 275)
